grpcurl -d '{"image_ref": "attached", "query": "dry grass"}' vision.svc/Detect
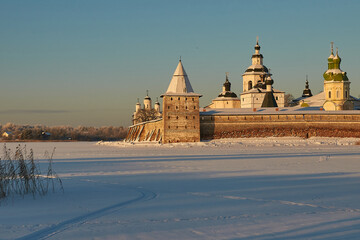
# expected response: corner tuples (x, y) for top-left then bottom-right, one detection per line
(0, 144), (63, 201)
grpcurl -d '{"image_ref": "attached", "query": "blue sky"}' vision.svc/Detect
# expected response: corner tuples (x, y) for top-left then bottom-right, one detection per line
(1, 0), (359, 127)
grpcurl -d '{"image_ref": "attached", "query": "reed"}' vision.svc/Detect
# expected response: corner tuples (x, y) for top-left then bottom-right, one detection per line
(0, 144), (63, 201)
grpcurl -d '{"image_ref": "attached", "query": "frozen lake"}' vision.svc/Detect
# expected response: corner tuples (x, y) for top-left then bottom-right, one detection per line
(1, 138), (360, 239)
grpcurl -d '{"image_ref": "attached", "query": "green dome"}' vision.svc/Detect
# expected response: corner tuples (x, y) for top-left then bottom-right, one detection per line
(328, 54), (334, 61)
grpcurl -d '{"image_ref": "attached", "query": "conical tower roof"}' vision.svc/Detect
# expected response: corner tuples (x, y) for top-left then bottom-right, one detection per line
(162, 60), (202, 97)
(261, 91), (278, 107)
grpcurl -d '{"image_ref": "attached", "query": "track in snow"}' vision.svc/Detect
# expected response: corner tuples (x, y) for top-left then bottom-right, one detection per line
(16, 187), (156, 240)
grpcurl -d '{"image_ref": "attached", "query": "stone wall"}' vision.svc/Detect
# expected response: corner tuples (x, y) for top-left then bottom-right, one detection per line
(162, 95), (201, 143)
(200, 113), (360, 139)
(125, 119), (163, 142)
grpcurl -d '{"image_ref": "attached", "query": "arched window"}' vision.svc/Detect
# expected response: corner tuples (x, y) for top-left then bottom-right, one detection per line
(336, 90), (339, 98)
(248, 81), (253, 90)
(328, 91), (331, 98)
(345, 91), (348, 98)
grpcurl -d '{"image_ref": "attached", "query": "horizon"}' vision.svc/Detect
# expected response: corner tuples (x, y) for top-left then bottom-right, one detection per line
(1, 0), (360, 127)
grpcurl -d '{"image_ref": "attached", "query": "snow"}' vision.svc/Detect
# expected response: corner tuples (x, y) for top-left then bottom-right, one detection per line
(1, 138), (360, 239)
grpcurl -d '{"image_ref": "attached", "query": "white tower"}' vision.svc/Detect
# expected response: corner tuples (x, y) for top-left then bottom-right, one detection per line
(143, 90), (152, 110)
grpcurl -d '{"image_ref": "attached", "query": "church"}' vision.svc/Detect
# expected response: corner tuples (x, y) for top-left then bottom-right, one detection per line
(126, 40), (360, 143)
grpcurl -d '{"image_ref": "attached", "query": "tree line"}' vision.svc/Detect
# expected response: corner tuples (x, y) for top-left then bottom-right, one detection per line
(1, 123), (128, 141)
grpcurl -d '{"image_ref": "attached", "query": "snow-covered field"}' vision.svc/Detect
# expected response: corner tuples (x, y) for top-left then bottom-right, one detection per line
(1, 137), (360, 240)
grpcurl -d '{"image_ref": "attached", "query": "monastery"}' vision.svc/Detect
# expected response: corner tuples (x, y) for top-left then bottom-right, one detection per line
(125, 40), (360, 143)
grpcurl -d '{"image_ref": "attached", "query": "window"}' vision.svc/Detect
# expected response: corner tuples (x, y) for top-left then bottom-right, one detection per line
(193, 116), (195, 119)
(194, 106), (196, 109)
(248, 81), (253, 90)
(345, 91), (348, 98)
(329, 91), (331, 98)
(178, 97), (180, 100)
(186, 116), (188, 119)
(176, 116), (179, 119)
(176, 106), (179, 109)
(168, 116), (170, 119)
(171, 97), (173, 101)
(276, 96), (278, 100)
(186, 106), (188, 109)
(167, 106), (170, 109)
(336, 91), (339, 98)
(192, 98), (194, 101)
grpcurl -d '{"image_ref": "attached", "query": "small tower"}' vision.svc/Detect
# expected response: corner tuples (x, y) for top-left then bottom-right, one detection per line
(261, 75), (278, 107)
(154, 97), (160, 112)
(133, 98), (142, 124)
(302, 75), (313, 98)
(323, 43), (353, 110)
(143, 90), (152, 110)
(161, 60), (202, 143)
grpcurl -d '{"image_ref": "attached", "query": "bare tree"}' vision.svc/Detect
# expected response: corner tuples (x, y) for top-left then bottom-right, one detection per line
(284, 93), (295, 107)
(134, 109), (159, 123)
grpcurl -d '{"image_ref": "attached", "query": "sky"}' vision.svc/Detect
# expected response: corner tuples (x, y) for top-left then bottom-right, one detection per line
(1, 0), (360, 127)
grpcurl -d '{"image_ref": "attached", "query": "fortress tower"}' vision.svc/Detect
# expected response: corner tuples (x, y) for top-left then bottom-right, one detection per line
(161, 60), (202, 143)
(323, 43), (353, 110)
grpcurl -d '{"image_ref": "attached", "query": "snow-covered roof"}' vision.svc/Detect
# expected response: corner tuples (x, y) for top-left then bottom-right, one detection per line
(162, 60), (201, 97)
(293, 92), (325, 107)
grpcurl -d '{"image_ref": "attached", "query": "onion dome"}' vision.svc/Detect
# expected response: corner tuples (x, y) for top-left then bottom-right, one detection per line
(218, 73), (237, 98)
(144, 90), (151, 100)
(265, 75), (274, 86)
(323, 44), (348, 82)
(155, 97), (160, 104)
(333, 48), (341, 68)
(255, 36), (261, 53)
(223, 75), (231, 92)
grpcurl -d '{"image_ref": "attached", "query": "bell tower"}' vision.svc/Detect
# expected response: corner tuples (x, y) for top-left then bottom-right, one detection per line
(323, 43), (353, 110)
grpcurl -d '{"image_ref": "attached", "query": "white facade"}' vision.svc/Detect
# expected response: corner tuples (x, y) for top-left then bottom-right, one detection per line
(241, 38), (285, 108)
(241, 89), (284, 108)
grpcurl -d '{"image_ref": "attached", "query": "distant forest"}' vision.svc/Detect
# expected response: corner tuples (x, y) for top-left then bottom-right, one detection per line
(0, 123), (128, 141)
